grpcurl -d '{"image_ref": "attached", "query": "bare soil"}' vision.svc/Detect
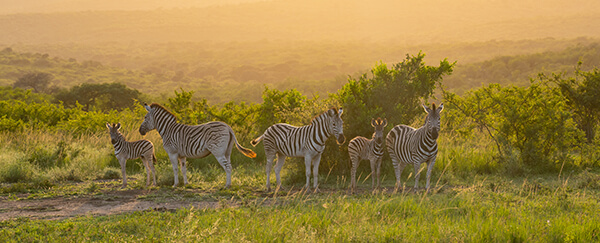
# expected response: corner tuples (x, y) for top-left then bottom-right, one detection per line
(0, 188), (222, 221)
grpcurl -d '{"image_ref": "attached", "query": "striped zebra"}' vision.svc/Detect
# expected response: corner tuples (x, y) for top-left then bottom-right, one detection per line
(251, 108), (345, 192)
(386, 103), (443, 191)
(138, 103), (257, 188)
(348, 118), (387, 193)
(106, 122), (156, 188)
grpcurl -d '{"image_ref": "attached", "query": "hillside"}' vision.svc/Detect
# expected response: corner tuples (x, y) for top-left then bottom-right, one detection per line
(2, 38), (600, 103)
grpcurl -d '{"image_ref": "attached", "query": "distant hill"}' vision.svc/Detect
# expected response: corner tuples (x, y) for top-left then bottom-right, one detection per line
(445, 42), (600, 93)
(0, 0), (599, 44)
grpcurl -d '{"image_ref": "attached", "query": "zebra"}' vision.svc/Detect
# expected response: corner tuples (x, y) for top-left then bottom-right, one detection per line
(386, 103), (443, 191)
(106, 122), (157, 188)
(348, 118), (387, 193)
(251, 108), (345, 192)
(138, 103), (256, 188)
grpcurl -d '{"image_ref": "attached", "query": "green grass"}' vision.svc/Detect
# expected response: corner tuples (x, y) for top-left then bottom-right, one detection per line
(1, 129), (600, 241)
(1, 175), (599, 242)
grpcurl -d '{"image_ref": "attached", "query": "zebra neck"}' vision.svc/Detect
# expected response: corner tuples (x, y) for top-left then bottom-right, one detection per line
(309, 117), (331, 146)
(155, 114), (178, 136)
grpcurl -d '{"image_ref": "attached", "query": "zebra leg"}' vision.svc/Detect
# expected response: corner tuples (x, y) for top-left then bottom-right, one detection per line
(149, 155), (157, 186)
(390, 155), (405, 190)
(311, 153), (322, 192)
(413, 163), (421, 190)
(265, 152), (276, 191)
(370, 158), (377, 190)
(303, 155), (313, 190)
(274, 153), (286, 190)
(168, 153), (180, 187)
(119, 157), (127, 188)
(350, 156), (358, 193)
(425, 157), (437, 190)
(180, 157), (189, 185)
(215, 155), (232, 189)
(376, 157), (382, 189)
(142, 156), (151, 187)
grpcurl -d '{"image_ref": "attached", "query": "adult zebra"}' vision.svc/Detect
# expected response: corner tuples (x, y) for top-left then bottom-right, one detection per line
(106, 122), (156, 188)
(348, 118), (387, 193)
(386, 103), (443, 191)
(139, 103), (256, 188)
(251, 108), (345, 192)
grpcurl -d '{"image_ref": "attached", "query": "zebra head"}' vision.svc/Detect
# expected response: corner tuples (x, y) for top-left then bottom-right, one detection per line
(422, 102), (444, 139)
(106, 122), (122, 144)
(371, 118), (387, 144)
(328, 108), (346, 145)
(139, 103), (155, 136)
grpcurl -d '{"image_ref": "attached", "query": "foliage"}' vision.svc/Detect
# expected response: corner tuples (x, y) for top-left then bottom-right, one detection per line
(54, 82), (141, 111)
(443, 80), (582, 173)
(13, 72), (56, 94)
(548, 64), (600, 142)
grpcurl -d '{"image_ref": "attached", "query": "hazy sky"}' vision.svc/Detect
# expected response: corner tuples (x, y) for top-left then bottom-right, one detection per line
(1, 0), (599, 44)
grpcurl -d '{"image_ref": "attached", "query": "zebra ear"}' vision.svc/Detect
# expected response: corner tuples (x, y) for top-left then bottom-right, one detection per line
(116, 123), (121, 130)
(371, 118), (376, 127)
(438, 103), (444, 113)
(422, 103), (431, 113)
(338, 108), (343, 116)
(106, 122), (111, 129)
(382, 118), (388, 127)
(144, 103), (151, 112)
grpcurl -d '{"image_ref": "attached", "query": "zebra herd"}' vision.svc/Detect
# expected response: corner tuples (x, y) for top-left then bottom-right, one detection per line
(107, 102), (443, 192)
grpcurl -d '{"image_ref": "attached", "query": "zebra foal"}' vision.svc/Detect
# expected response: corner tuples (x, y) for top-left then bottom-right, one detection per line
(251, 108), (345, 192)
(139, 103), (256, 188)
(106, 122), (156, 188)
(386, 103), (443, 191)
(348, 118), (387, 193)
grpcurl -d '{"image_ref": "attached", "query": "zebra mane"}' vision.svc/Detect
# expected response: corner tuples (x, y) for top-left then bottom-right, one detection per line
(150, 103), (177, 119)
(310, 107), (338, 125)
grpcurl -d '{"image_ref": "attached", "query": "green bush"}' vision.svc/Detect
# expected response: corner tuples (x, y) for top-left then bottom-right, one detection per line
(443, 80), (583, 173)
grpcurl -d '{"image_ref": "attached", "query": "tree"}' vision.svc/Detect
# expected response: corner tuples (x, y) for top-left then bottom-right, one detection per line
(550, 64), (600, 143)
(54, 83), (140, 111)
(442, 80), (581, 172)
(334, 52), (454, 148)
(13, 72), (55, 94)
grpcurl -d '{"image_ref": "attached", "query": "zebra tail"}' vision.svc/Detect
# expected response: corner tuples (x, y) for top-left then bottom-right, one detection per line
(250, 134), (264, 147)
(152, 154), (157, 164)
(236, 141), (257, 158)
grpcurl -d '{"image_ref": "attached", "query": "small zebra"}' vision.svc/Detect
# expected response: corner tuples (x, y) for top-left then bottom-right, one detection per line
(348, 118), (387, 193)
(386, 103), (443, 191)
(139, 103), (256, 188)
(251, 108), (345, 192)
(106, 122), (156, 188)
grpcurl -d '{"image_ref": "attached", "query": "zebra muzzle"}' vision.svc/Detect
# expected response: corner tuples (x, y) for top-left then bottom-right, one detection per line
(336, 134), (346, 145)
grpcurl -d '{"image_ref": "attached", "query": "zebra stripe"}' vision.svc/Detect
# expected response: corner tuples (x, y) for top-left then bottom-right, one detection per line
(139, 103), (256, 188)
(386, 103), (444, 190)
(251, 108), (345, 192)
(106, 122), (156, 188)
(348, 118), (387, 193)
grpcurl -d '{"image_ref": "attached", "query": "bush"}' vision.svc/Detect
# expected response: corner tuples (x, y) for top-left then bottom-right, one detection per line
(443, 80), (583, 173)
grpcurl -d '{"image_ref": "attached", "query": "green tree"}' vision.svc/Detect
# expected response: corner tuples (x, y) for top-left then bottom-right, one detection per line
(54, 83), (140, 111)
(443, 80), (582, 173)
(550, 64), (600, 143)
(334, 53), (454, 149)
(13, 72), (55, 94)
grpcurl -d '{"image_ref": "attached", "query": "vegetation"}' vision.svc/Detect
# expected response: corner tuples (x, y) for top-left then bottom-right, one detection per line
(0, 42), (600, 241)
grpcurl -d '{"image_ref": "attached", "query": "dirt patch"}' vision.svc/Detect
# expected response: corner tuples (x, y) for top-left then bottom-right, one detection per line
(0, 189), (222, 221)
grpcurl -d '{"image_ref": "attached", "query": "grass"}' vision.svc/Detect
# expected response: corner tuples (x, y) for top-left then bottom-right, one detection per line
(1, 129), (600, 241)
(1, 174), (599, 242)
